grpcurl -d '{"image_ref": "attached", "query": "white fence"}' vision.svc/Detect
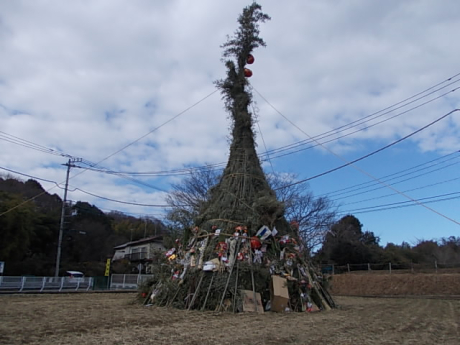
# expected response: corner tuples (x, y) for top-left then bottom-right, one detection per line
(0, 276), (93, 292)
(109, 274), (154, 290)
(0, 274), (155, 293)
(321, 261), (460, 274)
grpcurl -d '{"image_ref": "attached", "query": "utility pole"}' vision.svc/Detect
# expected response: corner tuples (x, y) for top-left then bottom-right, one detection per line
(54, 158), (81, 277)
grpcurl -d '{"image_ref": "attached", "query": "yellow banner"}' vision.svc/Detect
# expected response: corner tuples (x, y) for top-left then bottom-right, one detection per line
(104, 258), (111, 276)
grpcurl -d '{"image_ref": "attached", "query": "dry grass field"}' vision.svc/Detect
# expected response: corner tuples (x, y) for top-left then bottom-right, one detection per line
(0, 292), (459, 345)
(330, 272), (460, 296)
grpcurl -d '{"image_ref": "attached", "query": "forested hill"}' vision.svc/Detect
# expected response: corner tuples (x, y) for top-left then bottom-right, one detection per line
(0, 176), (167, 276)
(0, 177), (62, 211)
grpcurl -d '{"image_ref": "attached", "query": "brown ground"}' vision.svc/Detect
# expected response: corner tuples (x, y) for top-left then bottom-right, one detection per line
(0, 292), (459, 345)
(330, 272), (460, 296)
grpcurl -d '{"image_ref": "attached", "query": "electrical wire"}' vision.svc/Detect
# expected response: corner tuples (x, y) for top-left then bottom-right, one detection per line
(72, 188), (179, 207)
(259, 85), (460, 161)
(0, 165), (174, 211)
(258, 78), (460, 158)
(2, 73), (460, 222)
(0, 89), (219, 216)
(253, 103), (275, 175)
(338, 176), (460, 207)
(79, 75), (460, 177)
(0, 131), (78, 159)
(321, 150), (460, 198)
(0, 165), (64, 189)
(339, 191), (460, 215)
(255, 87), (460, 226)
(265, 106), (459, 190)
(330, 156), (460, 201)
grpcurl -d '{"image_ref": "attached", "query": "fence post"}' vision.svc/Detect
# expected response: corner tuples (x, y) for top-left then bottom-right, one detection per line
(20, 276), (26, 292)
(332, 264), (335, 275)
(434, 260), (438, 273)
(347, 264), (350, 273)
(368, 263), (371, 271)
(40, 277), (46, 292)
(389, 262), (392, 274)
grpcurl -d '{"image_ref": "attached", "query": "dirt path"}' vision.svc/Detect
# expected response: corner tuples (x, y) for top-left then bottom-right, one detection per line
(0, 293), (458, 344)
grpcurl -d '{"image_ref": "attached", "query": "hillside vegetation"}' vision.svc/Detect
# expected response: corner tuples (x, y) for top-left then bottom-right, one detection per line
(0, 176), (167, 276)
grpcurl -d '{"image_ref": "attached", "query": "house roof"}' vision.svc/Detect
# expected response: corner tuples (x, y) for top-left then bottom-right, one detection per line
(113, 235), (164, 250)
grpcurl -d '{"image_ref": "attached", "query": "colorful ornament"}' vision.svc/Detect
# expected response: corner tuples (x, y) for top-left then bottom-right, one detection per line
(242, 227), (248, 242)
(244, 68), (253, 78)
(256, 225), (272, 240)
(247, 54), (255, 64)
(217, 242), (228, 257)
(253, 249), (263, 264)
(250, 236), (262, 249)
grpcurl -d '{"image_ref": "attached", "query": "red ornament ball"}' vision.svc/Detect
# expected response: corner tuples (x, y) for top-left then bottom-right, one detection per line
(247, 54), (255, 64)
(250, 236), (262, 249)
(244, 68), (253, 78)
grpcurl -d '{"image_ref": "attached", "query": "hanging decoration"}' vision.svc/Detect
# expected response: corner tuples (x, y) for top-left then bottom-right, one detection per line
(244, 68), (253, 78)
(141, 223), (335, 314)
(250, 236), (262, 249)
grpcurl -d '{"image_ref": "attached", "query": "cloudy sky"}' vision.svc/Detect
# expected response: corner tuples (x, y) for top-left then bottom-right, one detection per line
(1, 0), (459, 246)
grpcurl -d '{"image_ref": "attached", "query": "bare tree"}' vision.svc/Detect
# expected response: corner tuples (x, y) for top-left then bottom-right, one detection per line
(267, 172), (337, 253)
(165, 166), (220, 229)
(166, 168), (337, 252)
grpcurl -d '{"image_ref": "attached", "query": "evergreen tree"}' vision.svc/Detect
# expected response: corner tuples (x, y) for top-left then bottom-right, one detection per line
(318, 215), (382, 265)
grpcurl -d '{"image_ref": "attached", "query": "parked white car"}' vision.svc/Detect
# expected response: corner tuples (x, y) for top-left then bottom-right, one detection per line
(65, 271), (85, 283)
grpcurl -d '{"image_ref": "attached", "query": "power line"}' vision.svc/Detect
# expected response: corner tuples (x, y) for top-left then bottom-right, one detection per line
(0, 165), (173, 208)
(259, 85), (460, 161)
(74, 163), (168, 193)
(321, 150), (460, 198)
(72, 187), (178, 207)
(339, 191), (460, 215)
(269, 109), (459, 190)
(0, 165), (64, 189)
(0, 89), (218, 216)
(58, 89), (219, 194)
(80, 76), (460, 177)
(2, 73), (459, 185)
(0, 131), (78, 159)
(255, 91), (460, 225)
(258, 78), (460, 158)
(329, 154), (460, 201)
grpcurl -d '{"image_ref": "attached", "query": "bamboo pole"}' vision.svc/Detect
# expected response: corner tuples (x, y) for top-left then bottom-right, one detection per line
(187, 272), (205, 311)
(217, 239), (241, 312)
(201, 271), (215, 311)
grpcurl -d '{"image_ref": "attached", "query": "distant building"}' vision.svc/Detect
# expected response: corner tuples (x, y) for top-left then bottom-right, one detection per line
(112, 236), (165, 264)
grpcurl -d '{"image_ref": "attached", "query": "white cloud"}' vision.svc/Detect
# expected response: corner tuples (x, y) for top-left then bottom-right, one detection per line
(1, 0), (459, 243)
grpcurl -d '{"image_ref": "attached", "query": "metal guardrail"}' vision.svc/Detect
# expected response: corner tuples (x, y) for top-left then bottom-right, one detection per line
(0, 276), (93, 292)
(321, 261), (460, 274)
(109, 274), (154, 290)
(0, 274), (155, 293)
